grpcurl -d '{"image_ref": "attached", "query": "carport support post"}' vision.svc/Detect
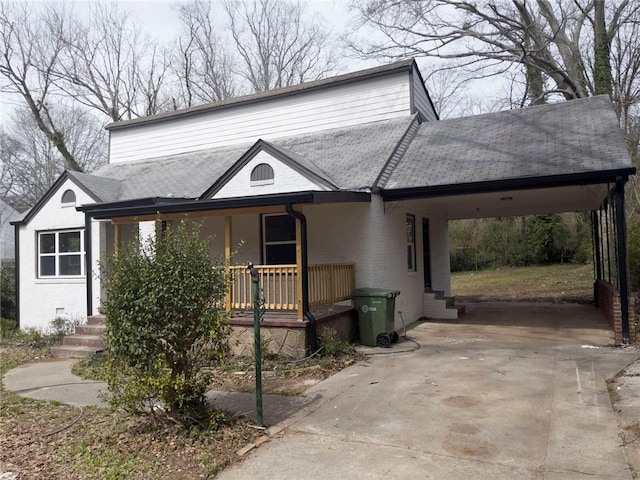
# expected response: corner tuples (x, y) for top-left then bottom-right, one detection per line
(225, 216), (233, 313)
(614, 177), (630, 344)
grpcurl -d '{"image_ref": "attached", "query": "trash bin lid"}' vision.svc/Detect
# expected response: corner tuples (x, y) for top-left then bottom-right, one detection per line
(353, 288), (400, 298)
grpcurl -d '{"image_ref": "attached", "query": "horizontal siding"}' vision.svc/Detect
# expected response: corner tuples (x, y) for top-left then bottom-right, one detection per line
(412, 71), (438, 121)
(110, 74), (412, 163)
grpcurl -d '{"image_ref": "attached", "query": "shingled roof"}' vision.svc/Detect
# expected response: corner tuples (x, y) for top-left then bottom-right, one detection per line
(384, 95), (633, 192)
(90, 115), (417, 200)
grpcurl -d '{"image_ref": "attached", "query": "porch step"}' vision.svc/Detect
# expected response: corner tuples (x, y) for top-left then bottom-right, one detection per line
(424, 290), (465, 320)
(50, 345), (103, 359)
(51, 315), (106, 358)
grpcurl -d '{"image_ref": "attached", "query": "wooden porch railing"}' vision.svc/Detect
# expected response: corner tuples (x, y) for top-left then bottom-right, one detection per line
(229, 263), (355, 311)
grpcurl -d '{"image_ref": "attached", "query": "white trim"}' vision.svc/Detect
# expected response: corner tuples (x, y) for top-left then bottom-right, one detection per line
(37, 228), (85, 278)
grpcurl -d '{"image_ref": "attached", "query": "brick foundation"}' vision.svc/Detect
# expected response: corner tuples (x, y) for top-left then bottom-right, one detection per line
(595, 279), (636, 345)
(228, 307), (357, 359)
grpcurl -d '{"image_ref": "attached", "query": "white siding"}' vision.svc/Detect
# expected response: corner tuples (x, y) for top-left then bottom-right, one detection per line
(110, 74), (412, 163)
(412, 69), (438, 121)
(18, 179), (97, 331)
(213, 151), (329, 199)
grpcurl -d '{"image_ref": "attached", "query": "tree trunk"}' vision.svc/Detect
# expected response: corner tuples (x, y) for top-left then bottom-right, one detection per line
(594, 0), (612, 96)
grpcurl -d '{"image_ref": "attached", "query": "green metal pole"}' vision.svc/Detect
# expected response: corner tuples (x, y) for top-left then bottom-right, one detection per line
(251, 271), (264, 426)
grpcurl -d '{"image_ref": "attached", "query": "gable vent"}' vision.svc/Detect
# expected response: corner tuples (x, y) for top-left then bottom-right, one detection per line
(61, 189), (76, 204)
(250, 163), (275, 184)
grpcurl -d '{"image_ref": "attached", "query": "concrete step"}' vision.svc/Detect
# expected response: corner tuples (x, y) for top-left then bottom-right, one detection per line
(62, 334), (106, 349)
(50, 345), (103, 359)
(87, 315), (106, 326)
(76, 324), (106, 336)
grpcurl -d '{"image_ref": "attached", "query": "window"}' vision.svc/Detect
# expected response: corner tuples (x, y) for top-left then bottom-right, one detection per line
(38, 230), (84, 277)
(61, 189), (76, 205)
(406, 214), (416, 272)
(251, 163), (275, 186)
(262, 214), (296, 264)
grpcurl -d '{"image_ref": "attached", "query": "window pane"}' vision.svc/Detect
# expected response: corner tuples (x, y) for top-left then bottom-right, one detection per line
(407, 245), (415, 271)
(40, 233), (56, 254)
(40, 256), (56, 276)
(59, 231), (81, 252)
(59, 255), (82, 275)
(265, 215), (295, 242)
(266, 244), (296, 265)
(406, 216), (415, 243)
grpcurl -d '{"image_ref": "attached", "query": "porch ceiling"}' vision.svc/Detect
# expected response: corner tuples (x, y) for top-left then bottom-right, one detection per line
(403, 183), (610, 220)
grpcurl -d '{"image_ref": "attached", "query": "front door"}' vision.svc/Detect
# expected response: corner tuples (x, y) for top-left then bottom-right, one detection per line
(422, 218), (432, 289)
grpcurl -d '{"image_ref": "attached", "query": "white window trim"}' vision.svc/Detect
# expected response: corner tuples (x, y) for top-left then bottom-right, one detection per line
(262, 213), (296, 265)
(407, 214), (417, 272)
(251, 178), (275, 187)
(37, 229), (85, 279)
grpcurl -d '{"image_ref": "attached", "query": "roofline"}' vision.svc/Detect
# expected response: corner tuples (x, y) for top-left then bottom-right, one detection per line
(200, 139), (338, 199)
(79, 191), (372, 220)
(106, 59), (416, 131)
(380, 168), (636, 201)
(409, 62), (439, 121)
(12, 171), (102, 226)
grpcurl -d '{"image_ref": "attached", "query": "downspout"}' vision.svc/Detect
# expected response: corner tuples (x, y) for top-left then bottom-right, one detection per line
(85, 213), (93, 317)
(614, 177), (630, 344)
(14, 225), (20, 329)
(285, 204), (317, 352)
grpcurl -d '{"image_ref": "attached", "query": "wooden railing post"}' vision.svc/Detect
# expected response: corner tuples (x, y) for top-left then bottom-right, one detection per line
(224, 216), (232, 313)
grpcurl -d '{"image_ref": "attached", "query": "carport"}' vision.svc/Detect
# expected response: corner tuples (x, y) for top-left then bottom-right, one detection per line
(379, 96), (635, 343)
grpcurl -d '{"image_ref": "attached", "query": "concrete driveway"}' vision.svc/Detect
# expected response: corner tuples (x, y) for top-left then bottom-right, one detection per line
(218, 302), (640, 480)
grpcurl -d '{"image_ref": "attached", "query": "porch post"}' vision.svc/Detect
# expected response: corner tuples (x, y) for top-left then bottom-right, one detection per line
(614, 177), (630, 343)
(85, 213), (93, 317)
(296, 216), (304, 320)
(225, 215), (233, 313)
(113, 222), (120, 255)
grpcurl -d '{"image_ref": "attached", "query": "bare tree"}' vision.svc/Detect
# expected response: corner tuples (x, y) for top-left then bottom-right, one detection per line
(50, 2), (170, 121)
(0, 2), (81, 171)
(223, 0), (338, 92)
(174, 0), (237, 108)
(0, 107), (106, 208)
(348, 0), (639, 103)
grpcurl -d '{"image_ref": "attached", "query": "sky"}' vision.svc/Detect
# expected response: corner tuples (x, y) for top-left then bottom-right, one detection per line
(0, 0), (507, 126)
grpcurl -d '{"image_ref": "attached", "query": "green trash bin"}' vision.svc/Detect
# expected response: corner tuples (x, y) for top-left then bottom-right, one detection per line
(353, 288), (400, 347)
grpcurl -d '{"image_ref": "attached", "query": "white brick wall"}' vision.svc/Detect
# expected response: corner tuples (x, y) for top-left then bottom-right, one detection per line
(18, 179), (99, 331)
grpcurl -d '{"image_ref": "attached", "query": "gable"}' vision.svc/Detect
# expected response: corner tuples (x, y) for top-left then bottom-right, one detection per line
(13, 172), (99, 227)
(207, 141), (336, 200)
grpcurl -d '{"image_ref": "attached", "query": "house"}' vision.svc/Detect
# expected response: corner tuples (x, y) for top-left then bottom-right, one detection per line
(12, 59), (635, 353)
(1, 198), (18, 264)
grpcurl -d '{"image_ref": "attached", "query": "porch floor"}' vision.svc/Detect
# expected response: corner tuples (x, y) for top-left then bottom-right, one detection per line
(229, 304), (355, 328)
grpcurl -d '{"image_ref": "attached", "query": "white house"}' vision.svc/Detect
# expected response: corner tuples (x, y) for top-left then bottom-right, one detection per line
(12, 59), (636, 350)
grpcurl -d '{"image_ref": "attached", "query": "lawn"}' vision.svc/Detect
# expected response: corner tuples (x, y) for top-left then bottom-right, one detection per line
(450, 263), (594, 303)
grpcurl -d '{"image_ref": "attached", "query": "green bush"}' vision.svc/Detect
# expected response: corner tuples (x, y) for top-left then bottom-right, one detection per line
(1, 265), (16, 321)
(101, 220), (231, 422)
(628, 216), (640, 291)
(1, 317), (17, 338)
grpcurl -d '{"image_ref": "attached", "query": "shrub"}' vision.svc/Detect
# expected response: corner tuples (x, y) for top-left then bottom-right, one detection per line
(101, 220), (231, 422)
(0, 264), (15, 321)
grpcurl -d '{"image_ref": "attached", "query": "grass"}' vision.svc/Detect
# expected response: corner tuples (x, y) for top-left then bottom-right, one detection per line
(450, 263), (594, 303)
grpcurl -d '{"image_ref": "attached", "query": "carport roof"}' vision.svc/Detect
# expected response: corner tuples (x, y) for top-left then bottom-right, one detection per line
(383, 95), (634, 198)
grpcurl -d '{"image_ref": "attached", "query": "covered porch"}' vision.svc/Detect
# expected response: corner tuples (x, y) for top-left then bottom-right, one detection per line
(82, 191), (370, 356)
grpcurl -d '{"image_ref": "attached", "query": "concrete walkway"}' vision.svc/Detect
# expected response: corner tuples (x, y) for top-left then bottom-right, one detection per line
(218, 302), (639, 480)
(3, 302), (639, 479)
